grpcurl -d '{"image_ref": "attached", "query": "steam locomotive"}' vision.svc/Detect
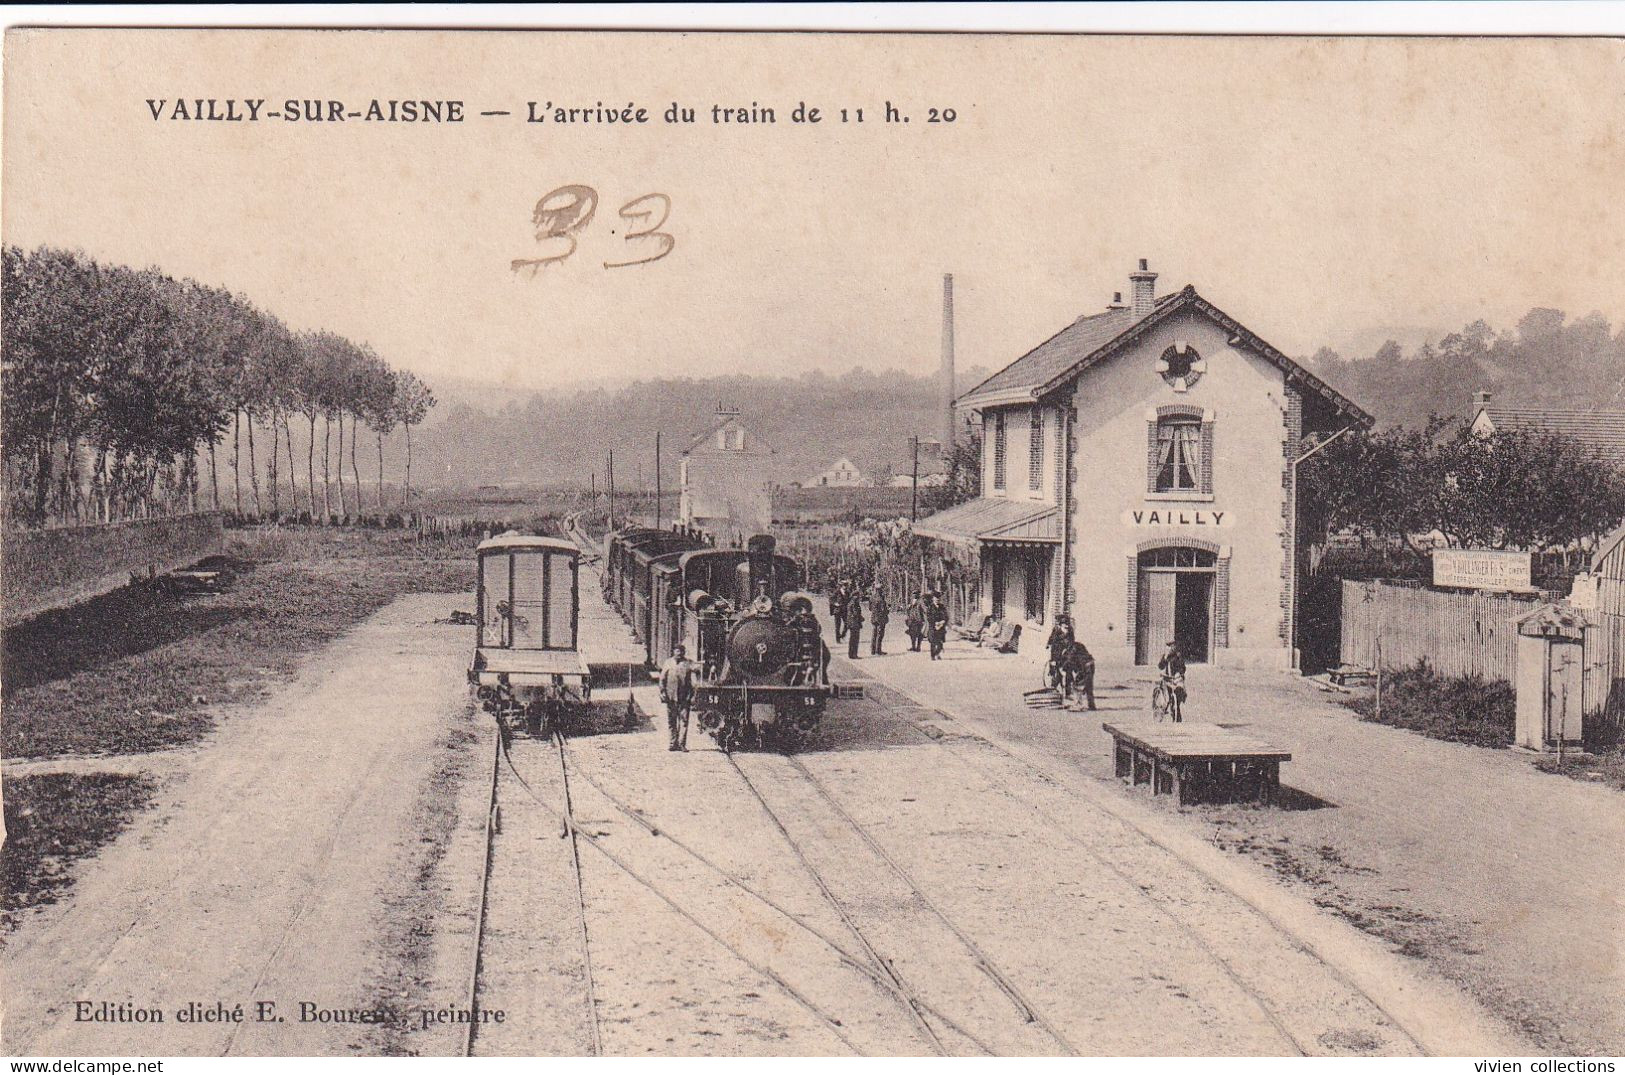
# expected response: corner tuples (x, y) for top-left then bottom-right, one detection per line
(603, 528), (836, 749)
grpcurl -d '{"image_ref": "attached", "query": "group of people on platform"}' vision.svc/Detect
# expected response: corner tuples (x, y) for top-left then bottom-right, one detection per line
(825, 576), (952, 660)
(824, 574), (1099, 710)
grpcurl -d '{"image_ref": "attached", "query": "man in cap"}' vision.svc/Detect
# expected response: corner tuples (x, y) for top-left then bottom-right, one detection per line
(658, 643), (696, 751)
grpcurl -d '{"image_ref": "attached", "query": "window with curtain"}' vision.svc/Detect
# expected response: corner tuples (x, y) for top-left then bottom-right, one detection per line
(1155, 416), (1201, 491)
(1028, 411), (1044, 490)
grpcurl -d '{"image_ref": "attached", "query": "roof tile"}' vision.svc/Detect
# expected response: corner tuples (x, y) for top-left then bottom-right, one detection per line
(1483, 406), (1625, 462)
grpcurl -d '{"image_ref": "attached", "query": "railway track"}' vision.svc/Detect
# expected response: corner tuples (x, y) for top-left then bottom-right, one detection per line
(461, 687), (1409, 1056)
(473, 716), (892, 1055)
(722, 751), (954, 1056)
(724, 748), (1080, 1056)
(851, 681), (1429, 1057)
(461, 728), (502, 1056)
(471, 521), (1411, 1055)
(552, 729), (604, 1057)
(462, 719), (601, 1057)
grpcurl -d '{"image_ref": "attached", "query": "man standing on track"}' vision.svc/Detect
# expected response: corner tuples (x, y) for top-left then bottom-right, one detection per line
(658, 643), (696, 751)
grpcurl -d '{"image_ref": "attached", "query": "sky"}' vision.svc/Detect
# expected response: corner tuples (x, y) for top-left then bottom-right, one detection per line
(5, 30), (1624, 395)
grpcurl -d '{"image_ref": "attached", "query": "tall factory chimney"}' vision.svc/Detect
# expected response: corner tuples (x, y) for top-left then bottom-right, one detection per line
(940, 273), (956, 450)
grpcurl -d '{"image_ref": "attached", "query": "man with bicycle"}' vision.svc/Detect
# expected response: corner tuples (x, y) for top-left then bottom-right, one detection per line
(1044, 614), (1075, 688)
(1155, 638), (1187, 721)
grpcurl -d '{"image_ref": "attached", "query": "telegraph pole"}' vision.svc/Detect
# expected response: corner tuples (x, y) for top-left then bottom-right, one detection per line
(607, 449), (615, 533)
(655, 432), (663, 531)
(911, 435), (919, 522)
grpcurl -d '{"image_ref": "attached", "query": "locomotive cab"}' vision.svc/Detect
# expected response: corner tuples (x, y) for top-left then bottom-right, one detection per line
(469, 534), (589, 735)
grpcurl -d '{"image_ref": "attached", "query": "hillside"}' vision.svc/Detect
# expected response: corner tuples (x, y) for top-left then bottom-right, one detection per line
(408, 366), (991, 491)
(399, 305), (1625, 495)
(1303, 308), (1625, 429)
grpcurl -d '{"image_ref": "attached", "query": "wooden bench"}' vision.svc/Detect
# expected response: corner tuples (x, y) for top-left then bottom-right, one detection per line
(983, 622), (1022, 653)
(1101, 721), (1292, 805)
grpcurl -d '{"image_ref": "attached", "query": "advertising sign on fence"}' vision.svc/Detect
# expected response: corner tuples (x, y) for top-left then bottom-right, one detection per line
(1431, 548), (1534, 592)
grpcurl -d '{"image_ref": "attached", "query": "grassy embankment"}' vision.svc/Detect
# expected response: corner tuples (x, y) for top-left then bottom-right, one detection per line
(1, 524), (495, 928)
(1344, 659), (1624, 791)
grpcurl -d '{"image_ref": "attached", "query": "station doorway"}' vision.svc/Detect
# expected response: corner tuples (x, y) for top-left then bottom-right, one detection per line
(1135, 545), (1215, 664)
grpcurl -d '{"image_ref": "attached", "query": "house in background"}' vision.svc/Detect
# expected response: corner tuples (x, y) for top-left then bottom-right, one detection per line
(1469, 392), (1625, 467)
(884, 438), (950, 487)
(804, 457), (870, 487)
(679, 406), (775, 543)
(918, 259), (1373, 669)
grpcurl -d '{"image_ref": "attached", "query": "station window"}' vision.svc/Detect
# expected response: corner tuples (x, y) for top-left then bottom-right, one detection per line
(1028, 411), (1044, 490)
(1155, 416), (1202, 492)
(1140, 545), (1216, 569)
(993, 412), (1007, 490)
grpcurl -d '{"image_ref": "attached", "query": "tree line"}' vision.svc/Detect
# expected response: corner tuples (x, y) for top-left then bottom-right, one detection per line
(1300, 417), (1625, 568)
(1, 246), (435, 528)
(1307, 308), (1625, 429)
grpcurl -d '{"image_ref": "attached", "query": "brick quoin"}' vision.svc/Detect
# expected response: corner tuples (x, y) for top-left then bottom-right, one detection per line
(1124, 553), (1137, 651)
(1279, 384), (1303, 646)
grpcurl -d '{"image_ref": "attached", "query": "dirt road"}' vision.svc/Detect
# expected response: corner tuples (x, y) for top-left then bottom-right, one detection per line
(3, 594), (475, 1056)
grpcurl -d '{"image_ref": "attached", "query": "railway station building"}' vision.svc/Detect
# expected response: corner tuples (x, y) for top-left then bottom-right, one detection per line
(920, 261), (1373, 670)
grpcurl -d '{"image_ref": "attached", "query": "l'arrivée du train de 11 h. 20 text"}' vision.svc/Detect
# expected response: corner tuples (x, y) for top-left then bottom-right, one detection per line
(144, 98), (960, 125)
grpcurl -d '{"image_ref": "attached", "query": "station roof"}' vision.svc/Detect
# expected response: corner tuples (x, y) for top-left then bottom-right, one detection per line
(958, 286), (1373, 428)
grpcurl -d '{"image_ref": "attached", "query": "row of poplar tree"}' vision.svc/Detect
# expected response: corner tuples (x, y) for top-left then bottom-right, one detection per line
(2, 246), (436, 528)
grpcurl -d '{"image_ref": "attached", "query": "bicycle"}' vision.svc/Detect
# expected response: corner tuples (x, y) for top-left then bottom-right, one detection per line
(1044, 653), (1076, 696)
(1151, 672), (1185, 722)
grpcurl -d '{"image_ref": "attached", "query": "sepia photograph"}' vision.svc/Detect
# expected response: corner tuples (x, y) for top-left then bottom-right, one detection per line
(1, 10), (1622, 1063)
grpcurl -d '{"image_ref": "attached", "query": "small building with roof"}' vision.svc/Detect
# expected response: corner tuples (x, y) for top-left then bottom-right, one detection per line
(1469, 392), (1625, 468)
(919, 259), (1373, 669)
(804, 456), (870, 488)
(678, 406), (775, 544)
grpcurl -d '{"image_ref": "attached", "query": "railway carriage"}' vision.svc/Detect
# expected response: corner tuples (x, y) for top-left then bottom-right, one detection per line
(621, 532), (711, 645)
(468, 534), (590, 736)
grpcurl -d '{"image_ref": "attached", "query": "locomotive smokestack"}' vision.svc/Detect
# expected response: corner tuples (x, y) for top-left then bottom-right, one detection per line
(941, 273), (956, 451)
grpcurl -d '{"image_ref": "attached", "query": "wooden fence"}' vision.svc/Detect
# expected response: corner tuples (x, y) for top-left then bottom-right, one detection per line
(1339, 579), (1552, 682)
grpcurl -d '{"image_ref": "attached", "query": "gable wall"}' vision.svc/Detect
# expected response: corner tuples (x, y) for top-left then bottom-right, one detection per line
(1065, 309), (1297, 668)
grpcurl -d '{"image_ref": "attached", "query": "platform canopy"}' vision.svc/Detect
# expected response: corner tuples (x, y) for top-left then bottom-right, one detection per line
(911, 498), (1061, 549)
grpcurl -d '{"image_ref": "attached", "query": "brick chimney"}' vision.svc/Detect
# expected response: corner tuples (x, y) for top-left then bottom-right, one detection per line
(1106, 291), (1128, 311)
(1129, 258), (1158, 318)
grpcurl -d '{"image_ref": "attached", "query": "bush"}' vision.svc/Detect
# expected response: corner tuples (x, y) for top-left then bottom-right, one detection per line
(1345, 659), (1515, 748)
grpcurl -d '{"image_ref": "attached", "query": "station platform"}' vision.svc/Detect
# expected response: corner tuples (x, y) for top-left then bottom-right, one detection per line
(576, 561), (653, 686)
